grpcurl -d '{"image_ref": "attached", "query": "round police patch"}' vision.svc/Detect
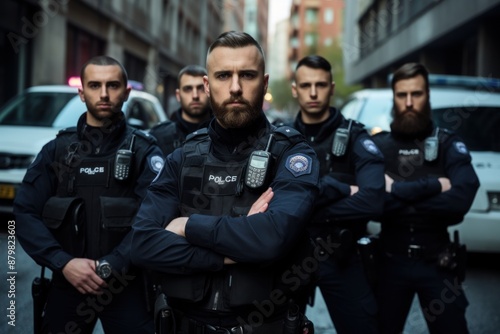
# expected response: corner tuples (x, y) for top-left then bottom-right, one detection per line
(285, 154), (312, 177)
(454, 141), (469, 155)
(362, 139), (380, 155)
(149, 155), (164, 173)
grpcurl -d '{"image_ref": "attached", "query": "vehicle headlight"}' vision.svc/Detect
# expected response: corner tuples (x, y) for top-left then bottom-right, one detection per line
(488, 192), (500, 211)
(0, 153), (35, 169)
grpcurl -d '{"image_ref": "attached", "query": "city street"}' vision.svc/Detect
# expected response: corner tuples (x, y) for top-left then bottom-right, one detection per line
(1, 221), (499, 334)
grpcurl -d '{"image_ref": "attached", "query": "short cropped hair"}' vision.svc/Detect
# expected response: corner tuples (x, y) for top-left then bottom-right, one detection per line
(294, 55), (332, 81)
(178, 65), (207, 82)
(206, 31), (265, 70)
(391, 62), (429, 91)
(80, 55), (128, 85)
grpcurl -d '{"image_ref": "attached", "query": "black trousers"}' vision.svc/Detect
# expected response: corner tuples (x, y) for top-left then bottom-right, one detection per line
(377, 252), (469, 334)
(316, 254), (379, 334)
(42, 272), (154, 334)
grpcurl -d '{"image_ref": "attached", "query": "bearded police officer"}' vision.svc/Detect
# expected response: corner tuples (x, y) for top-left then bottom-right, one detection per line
(149, 65), (212, 156)
(289, 55), (384, 333)
(14, 56), (163, 333)
(130, 31), (320, 334)
(372, 63), (479, 334)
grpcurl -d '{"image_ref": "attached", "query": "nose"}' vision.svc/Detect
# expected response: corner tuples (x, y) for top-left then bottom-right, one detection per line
(192, 88), (199, 100)
(310, 85), (317, 98)
(100, 86), (109, 100)
(405, 93), (412, 107)
(230, 75), (242, 95)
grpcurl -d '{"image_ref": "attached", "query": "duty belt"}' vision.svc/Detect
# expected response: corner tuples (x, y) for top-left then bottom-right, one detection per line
(179, 317), (244, 334)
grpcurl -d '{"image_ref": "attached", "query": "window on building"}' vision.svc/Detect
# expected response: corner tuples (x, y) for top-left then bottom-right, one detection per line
(324, 9), (334, 24)
(305, 8), (318, 24)
(324, 37), (333, 46)
(66, 24), (105, 79)
(124, 51), (147, 82)
(305, 33), (318, 46)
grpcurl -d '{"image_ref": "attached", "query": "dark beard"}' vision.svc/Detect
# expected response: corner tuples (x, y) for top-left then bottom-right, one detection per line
(390, 100), (433, 138)
(210, 93), (263, 129)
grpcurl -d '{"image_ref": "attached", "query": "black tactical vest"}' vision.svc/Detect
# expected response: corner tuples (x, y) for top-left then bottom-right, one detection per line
(310, 119), (365, 185)
(42, 126), (153, 259)
(161, 125), (313, 313)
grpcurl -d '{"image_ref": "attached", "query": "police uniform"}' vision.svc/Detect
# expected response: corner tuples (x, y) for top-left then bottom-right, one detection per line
(291, 107), (384, 333)
(372, 125), (479, 334)
(149, 108), (211, 156)
(14, 113), (164, 334)
(131, 113), (320, 334)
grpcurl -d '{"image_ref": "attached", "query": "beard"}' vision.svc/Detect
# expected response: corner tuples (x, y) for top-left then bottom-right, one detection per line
(210, 92), (264, 129)
(390, 100), (432, 137)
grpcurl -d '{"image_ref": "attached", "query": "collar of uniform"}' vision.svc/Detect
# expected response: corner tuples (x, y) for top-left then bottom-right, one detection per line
(294, 107), (342, 142)
(77, 112), (127, 149)
(209, 112), (268, 155)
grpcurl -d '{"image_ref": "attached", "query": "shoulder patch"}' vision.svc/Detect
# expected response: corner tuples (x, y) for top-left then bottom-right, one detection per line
(149, 155), (164, 173)
(285, 154), (313, 177)
(185, 128), (209, 142)
(56, 126), (77, 137)
(361, 139), (380, 155)
(133, 129), (156, 144)
(453, 141), (469, 155)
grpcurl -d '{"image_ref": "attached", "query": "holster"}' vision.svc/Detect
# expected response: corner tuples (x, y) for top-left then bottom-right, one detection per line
(357, 235), (380, 289)
(155, 292), (176, 334)
(32, 266), (51, 334)
(283, 302), (315, 334)
(437, 231), (467, 282)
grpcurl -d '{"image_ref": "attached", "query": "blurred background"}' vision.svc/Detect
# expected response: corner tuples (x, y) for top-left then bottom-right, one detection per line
(2, 0), (499, 120)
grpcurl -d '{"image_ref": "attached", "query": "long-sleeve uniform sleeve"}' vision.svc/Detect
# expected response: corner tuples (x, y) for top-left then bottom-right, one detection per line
(312, 132), (385, 222)
(14, 141), (73, 272)
(384, 135), (480, 224)
(131, 142), (320, 273)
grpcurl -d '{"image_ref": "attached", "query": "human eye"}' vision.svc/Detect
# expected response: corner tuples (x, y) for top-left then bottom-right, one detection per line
(215, 72), (230, 80)
(240, 71), (257, 80)
(107, 82), (120, 89)
(182, 86), (193, 93)
(88, 82), (100, 89)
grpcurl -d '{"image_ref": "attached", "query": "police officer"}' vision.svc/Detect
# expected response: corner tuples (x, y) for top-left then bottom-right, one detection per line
(289, 55), (384, 333)
(149, 65), (212, 155)
(372, 63), (479, 334)
(14, 56), (164, 333)
(130, 31), (320, 334)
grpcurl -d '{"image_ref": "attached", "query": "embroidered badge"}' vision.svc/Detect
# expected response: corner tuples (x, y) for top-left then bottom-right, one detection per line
(454, 141), (468, 155)
(362, 139), (380, 155)
(286, 154), (312, 177)
(150, 155), (164, 173)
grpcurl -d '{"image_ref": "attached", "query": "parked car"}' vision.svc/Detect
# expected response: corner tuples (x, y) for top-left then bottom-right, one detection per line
(0, 84), (167, 214)
(341, 75), (500, 253)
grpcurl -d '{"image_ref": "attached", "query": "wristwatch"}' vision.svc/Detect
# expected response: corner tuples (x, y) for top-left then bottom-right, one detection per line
(95, 259), (112, 279)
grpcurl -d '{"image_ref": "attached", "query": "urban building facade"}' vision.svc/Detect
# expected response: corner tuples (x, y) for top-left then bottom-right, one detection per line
(288, 0), (345, 78)
(1, 0), (225, 116)
(344, 0), (500, 87)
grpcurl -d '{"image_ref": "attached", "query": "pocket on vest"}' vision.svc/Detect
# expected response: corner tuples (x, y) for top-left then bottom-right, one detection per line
(99, 196), (138, 254)
(42, 196), (85, 256)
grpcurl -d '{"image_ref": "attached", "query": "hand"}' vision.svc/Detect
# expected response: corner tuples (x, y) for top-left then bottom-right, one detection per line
(385, 174), (394, 193)
(165, 217), (188, 237)
(248, 187), (274, 216)
(62, 258), (106, 295)
(438, 177), (451, 192)
(350, 185), (359, 196)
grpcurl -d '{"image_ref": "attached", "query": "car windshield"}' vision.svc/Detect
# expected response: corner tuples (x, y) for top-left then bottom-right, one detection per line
(434, 106), (500, 152)
(0, 91), (77, 127)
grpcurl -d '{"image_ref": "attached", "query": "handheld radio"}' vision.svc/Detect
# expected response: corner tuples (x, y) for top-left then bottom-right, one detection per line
(332, 120), (352, 157)
(114, 135), (135, 181)
(424, 127), (439, 162)
(245, 134), (274, 191)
